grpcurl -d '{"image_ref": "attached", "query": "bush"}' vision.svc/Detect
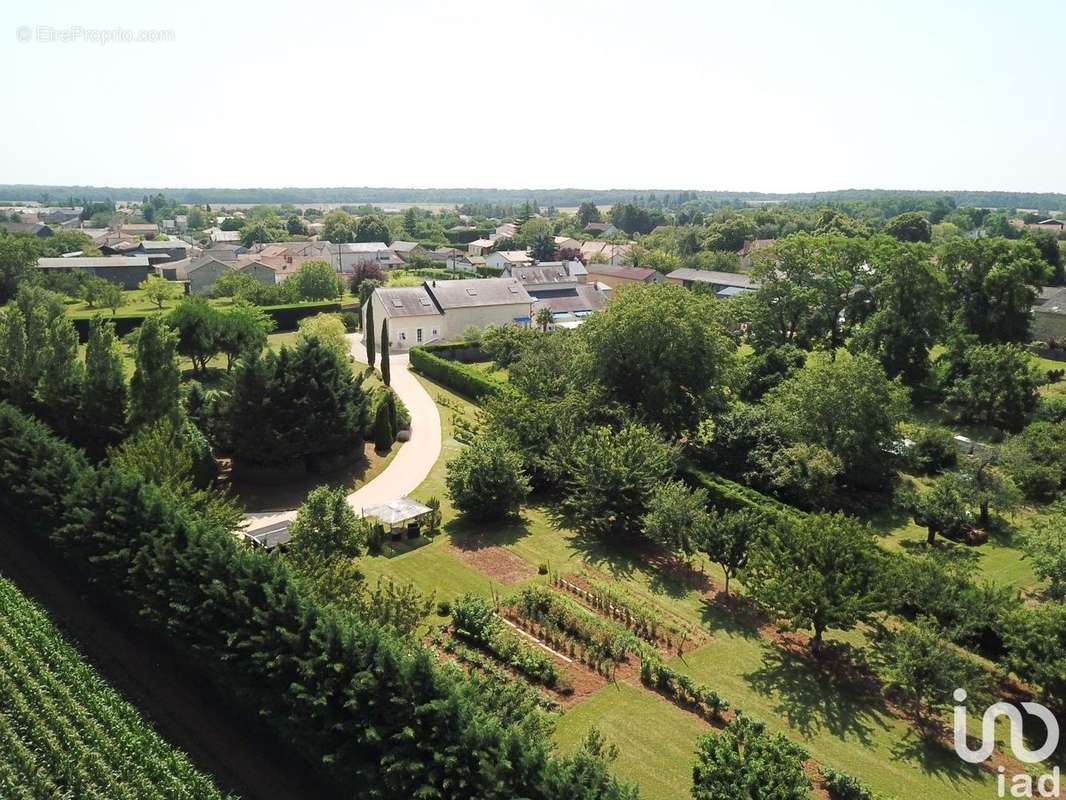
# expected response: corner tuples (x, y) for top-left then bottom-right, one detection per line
(340, 311), (361, 332)
(1036, 395), (1066, 423)
(1001, 421), (1066, 501)
(822, 768), (877, 800)
(446, 436), (530, 520)
(436, 600), (452, 617)
(906, 425), (958, 474)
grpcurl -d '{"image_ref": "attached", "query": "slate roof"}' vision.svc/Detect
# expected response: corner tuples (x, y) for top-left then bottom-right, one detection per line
(585, 264), (658, 281)
(1038, 287), (1066, 316)
(378, 286), (442, 318)
(507, 265), (571, 285)
(530, 284), (609, 315)
(666, 268), (753, 288)
(38, 255), (150, 269)
(426, 278), (532, 309)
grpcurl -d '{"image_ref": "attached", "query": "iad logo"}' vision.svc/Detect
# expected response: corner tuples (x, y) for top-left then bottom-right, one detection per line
(953, 688), (1061, 797)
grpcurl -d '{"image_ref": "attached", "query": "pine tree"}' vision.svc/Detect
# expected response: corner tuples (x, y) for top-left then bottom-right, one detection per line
(380, 318), (391, 386)
(80, 317), (128, 459)
(37, 313), (83, 438)
(0, 305), (31, 408)
(365, 298), (376, 367)
(373, 397), (393, 451)
(129, 315), (181, 429)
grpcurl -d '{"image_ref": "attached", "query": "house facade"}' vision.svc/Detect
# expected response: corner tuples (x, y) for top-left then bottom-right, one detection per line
(363, 277), (534, 350)
(485, 250), (533, 271)
(333, 242), (402, 273)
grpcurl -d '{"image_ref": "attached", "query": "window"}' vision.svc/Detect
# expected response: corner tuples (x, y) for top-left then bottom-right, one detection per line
(416, 328), (423, 342)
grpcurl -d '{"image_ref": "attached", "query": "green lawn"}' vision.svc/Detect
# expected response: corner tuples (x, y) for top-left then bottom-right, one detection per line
(396, 371), (1032, 800)
(858, 490), (1042, 592)
(669, 640), (996, 800)
(554, 682), (709, 800)
(359, 535), (513, 604)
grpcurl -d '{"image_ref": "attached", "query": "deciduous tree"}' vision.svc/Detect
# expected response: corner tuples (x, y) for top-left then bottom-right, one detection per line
(745, 513), (884, 653)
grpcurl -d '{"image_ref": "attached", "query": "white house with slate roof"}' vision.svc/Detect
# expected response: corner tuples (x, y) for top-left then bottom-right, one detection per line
(363, 277), (534, 350)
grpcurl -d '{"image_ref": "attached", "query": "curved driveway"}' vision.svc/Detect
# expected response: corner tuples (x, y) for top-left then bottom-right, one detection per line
(242, 335), (441, 536)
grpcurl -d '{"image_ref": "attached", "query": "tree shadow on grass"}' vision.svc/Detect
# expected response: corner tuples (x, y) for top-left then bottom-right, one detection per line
(743, 643), (886, 746)
(442, 514), (532, 548)
(697, 592), (765, 641)
(889, 725), (989, 786)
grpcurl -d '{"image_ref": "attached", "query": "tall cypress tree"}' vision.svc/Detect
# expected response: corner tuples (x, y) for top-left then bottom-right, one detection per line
(365, 298), (376, 368)
(79, 317), (127, 458)
(129, 315), (181, 430)
(37, 313), (83, 438)
(380, 318), (390, 386)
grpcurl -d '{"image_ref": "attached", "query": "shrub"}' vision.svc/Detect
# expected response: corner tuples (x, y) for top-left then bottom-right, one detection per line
(1036, 395), (1066, 423)
(452, 593), (499, 643)
(822, 768), (877, 800)
(906, 425), (958, 474)
(446, 436), (530, 520)
(437, 600), (452, 617)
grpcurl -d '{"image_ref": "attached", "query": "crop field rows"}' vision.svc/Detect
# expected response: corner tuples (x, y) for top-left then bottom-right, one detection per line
(0, 578), (228, 800)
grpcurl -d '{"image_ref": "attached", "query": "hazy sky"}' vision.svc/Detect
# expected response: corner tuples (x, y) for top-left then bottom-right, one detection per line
(3, 0), (1063, 193)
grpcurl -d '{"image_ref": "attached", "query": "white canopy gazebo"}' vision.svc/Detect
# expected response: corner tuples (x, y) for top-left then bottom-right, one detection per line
(361, 497), (434, 541)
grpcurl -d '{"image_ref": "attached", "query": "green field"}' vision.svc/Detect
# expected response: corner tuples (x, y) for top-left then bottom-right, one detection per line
(554, 682), (708, 800)
(0, 577), (229, 800)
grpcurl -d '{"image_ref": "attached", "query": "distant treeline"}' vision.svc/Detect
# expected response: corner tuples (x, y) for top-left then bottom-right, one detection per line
(2, 184), (1065, 211)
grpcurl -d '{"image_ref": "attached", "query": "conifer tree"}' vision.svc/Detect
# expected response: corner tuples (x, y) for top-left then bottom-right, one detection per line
(129, 315), (181, 429)
(36, 313), (83, 437)
(380, 318), (391, 386)
(80, 317), (128, 459)
(365, 299), (376, 367)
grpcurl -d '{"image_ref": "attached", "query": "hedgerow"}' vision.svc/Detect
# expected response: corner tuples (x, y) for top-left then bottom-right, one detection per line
(409, 345), (501, 400)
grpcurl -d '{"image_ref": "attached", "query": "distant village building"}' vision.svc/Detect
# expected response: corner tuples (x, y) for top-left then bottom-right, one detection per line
(157, 256), (232, 295)
(467, 238), (496, 257)
(389, 240), (427, 262)
(0, 222), (53, 237)
(485, 250), (534, 271)
(37, 255), (151, 289)
(665, 268), (755, 298)
(122, 223), (160, 238)
(1034, 286), (1066, 341)
(584, 263), (663, 288)
(333, 242), (402, 273)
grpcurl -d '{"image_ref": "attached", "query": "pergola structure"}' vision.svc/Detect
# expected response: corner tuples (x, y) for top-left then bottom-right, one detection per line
(362, 497), (434, 541)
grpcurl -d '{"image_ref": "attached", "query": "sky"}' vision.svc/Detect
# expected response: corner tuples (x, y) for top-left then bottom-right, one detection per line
(2, 0), (1064, 194)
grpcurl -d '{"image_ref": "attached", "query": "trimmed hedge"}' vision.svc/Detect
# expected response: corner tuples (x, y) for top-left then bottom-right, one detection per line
(0, 403), (636, 800)
(680, 464), (803, 520)
(410, 345), (501, 401)
(70, 301), (342, 342)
